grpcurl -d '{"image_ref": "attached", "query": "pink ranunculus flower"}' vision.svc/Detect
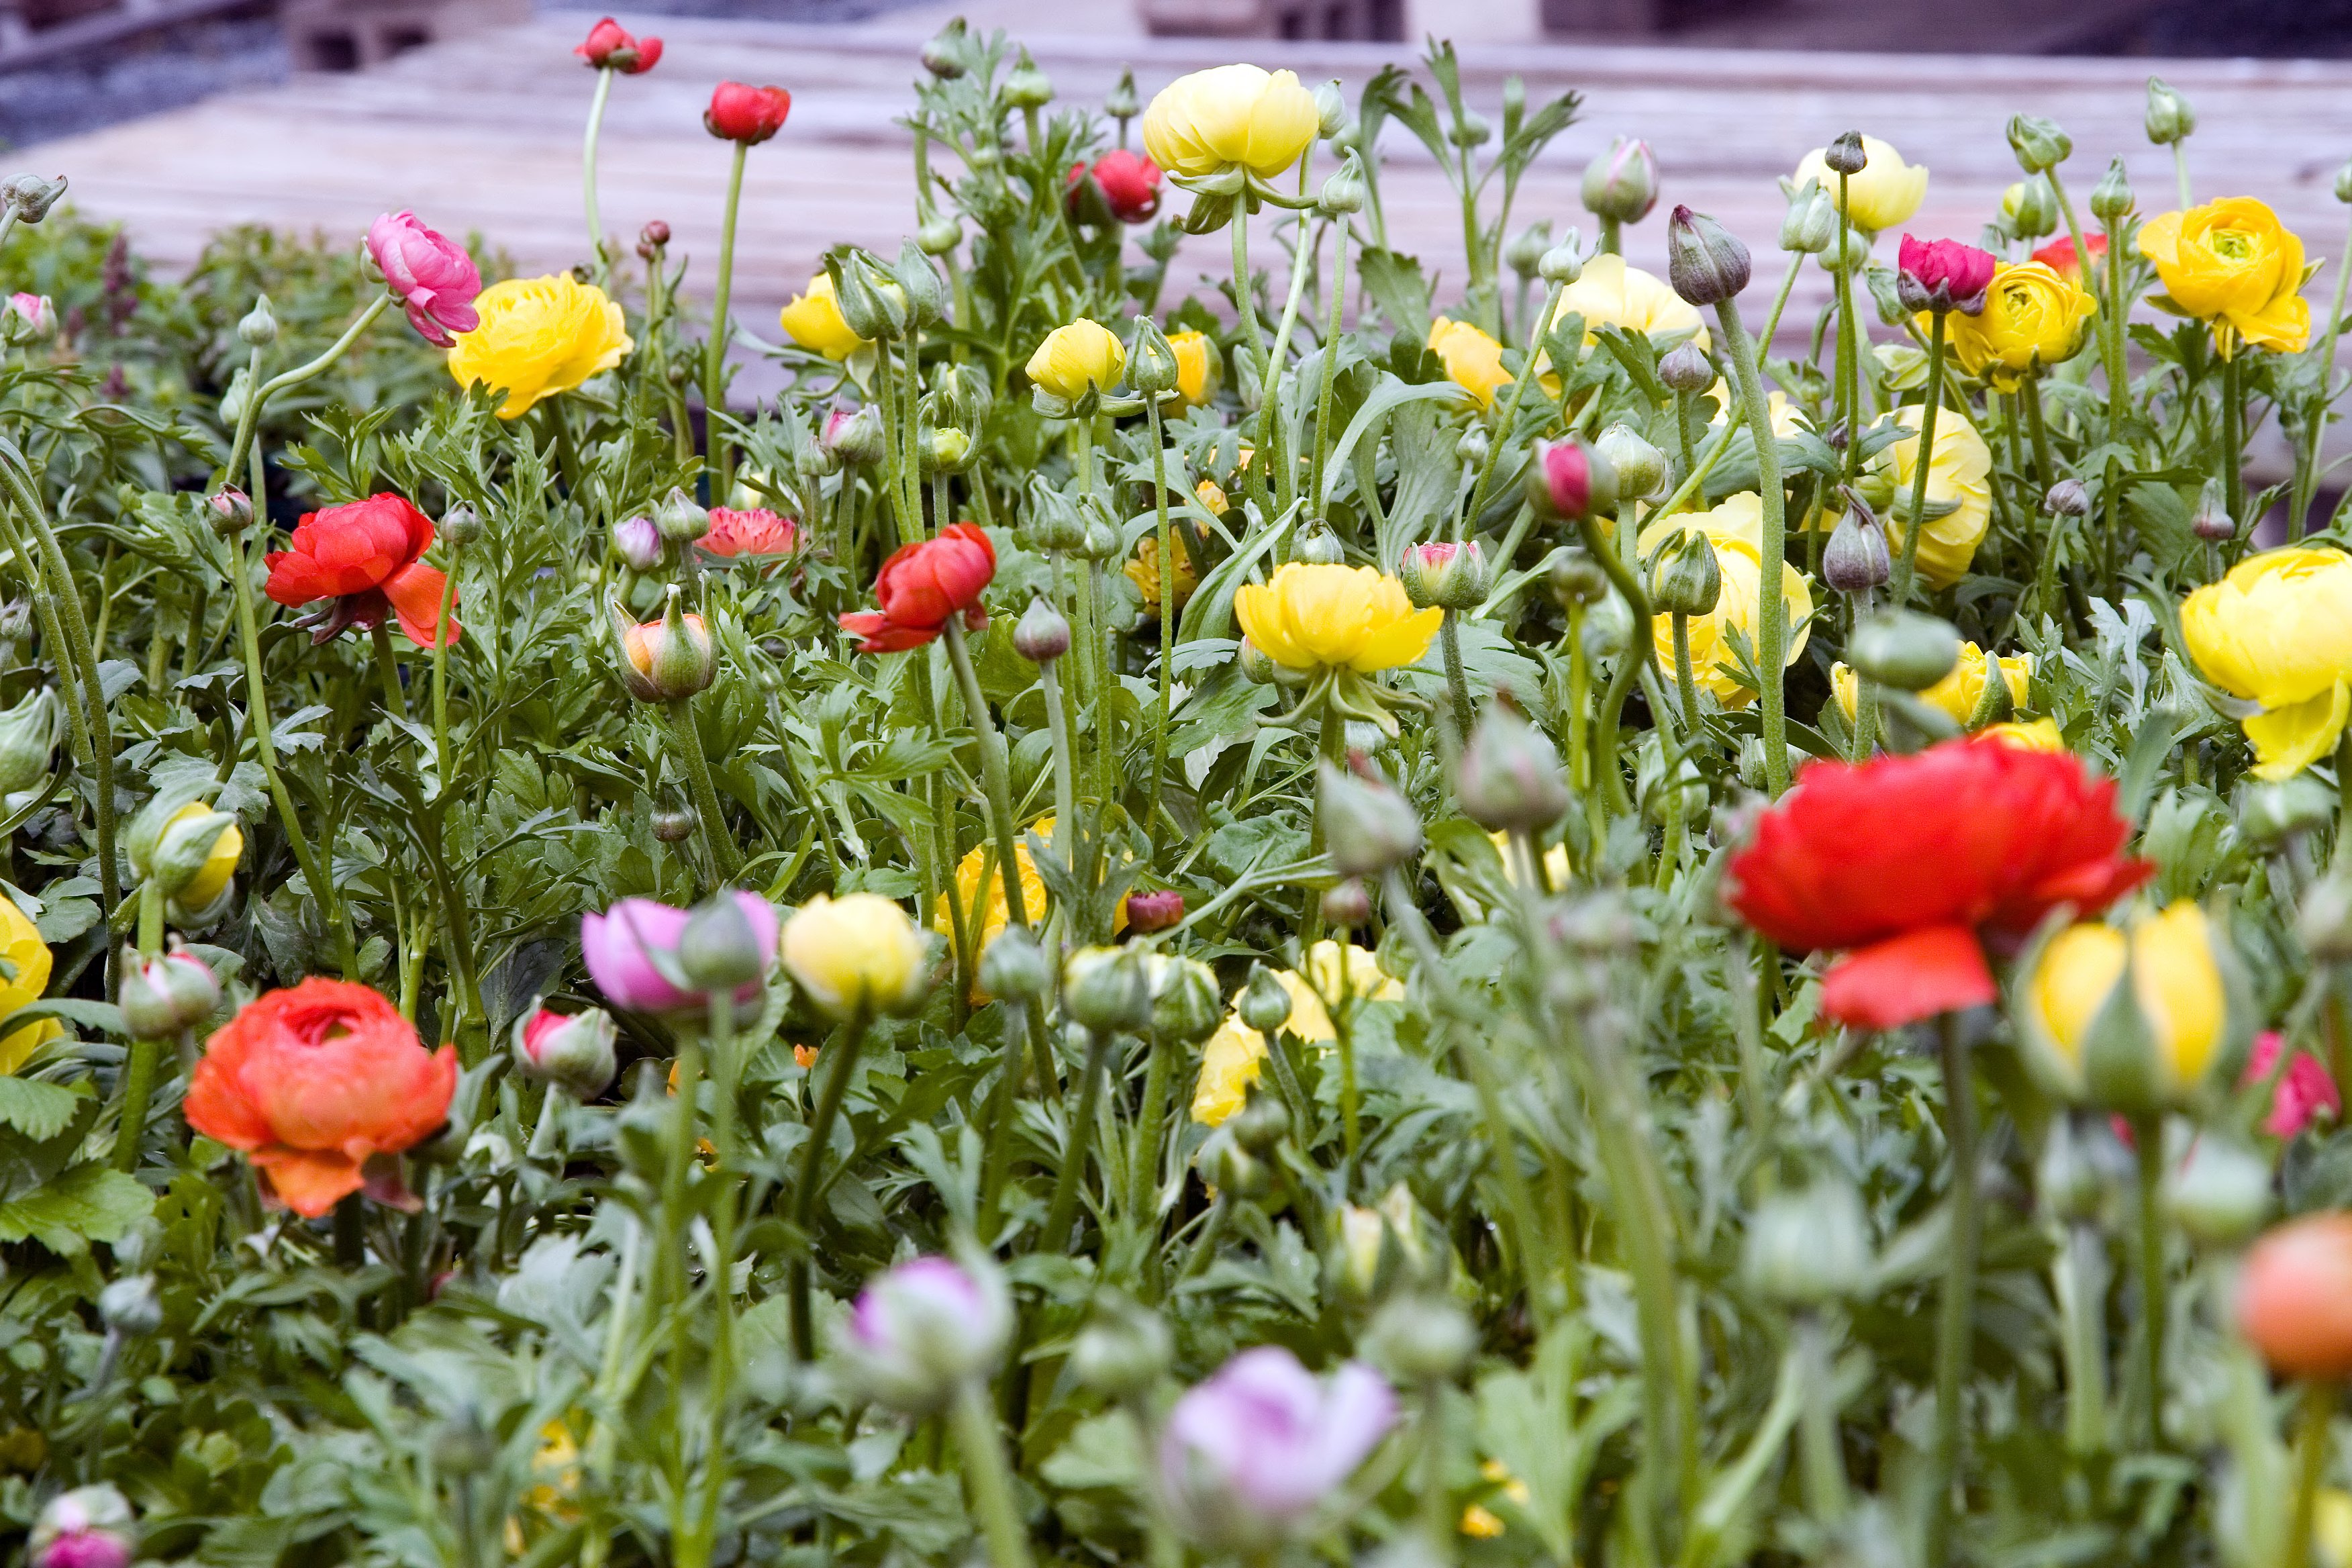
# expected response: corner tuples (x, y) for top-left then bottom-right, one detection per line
(700, 507), (799, 560)
(581, 892), (777, 1013)
(2245, 1030), (2341, 1139)
(7, 291), (54, 339)
(1159, 1346), (1396, 1549)
(839, 1254), (1012, 1412)
(366, 211), (483, 349)
(1896, 234), (1998, 315)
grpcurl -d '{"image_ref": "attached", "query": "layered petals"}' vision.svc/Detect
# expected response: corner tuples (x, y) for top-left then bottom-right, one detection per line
(840, 523), (995, 653)
(263, 493), (458, 649)
(2139, 197), (2311, 356)
(2182, 546), (2352, 779)
(448, 275), (632, 419)
(1142, 65), (1320, 183)
(1234, 562), (1440, 676)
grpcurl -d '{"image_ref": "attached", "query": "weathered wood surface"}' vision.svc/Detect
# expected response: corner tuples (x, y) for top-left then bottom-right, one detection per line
(27, 7), (2352, 358)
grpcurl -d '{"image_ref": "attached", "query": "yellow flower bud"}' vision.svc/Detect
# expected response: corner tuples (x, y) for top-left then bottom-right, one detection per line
(1791, 134), (1928, 234)
(2182, 546), (2352, 779)
(447, 275), (632, 420)
(162, 801), (244, 914)
(778, 272), (869, 361)
(1233, 562), (1442, 676)
(1167, 329), (1220, 407)
(1025, 320), (1126, 401)
(1939, 261), (2096, 390)
(1635, 494), (1814, 708)
(2138, 197), (2311, 357)
(0, 895), (58, 1074)
(1142, 64), (1320, 183)
(1981, 716), (2068, 752)
(2022, 902), (2228, 1108)
(781, 893), (930, 1021)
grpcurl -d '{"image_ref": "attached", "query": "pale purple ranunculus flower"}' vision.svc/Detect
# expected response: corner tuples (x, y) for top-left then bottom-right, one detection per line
(30, 1485), (135, 1568)
(365, 211), (483, 348)
(581, 892), (776, 1013)
(1159, 1345), (1396, 1547)
(838, 1254), (1010, 1413)
(611, 514), (664, 573)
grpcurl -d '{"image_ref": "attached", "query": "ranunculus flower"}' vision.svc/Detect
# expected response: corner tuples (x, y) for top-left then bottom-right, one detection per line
(1124, 889), (1185, 932)
(364, 211), (481, 348)
(0, 893), (60, 1074)
(700, 507), (798, 559)
(2139, 196), (2310, 356)
(1726, 738), (2151, 1030)
(1235, 562), (1441, 677)
(838, 1255), (1010, 1413)
(1896, 234), (1997, 313)
(2238, 1214), (2352, 1377)
(705, 81), (791, 145)
(1069, 149), (1162, 224)
(1191, 1012), (1267, 1126)
(1427, 315), (1509, 408)
(1867, 403), (1992, 589)
(1791, 134), (1928, 234)
(779, 272), (867, 360)
(937, 818), (1049, 987)
(2019, 901), (2231, 1110)
(2032, 231), (2107, 280)
(513, 1005), (618, 1099)
(1159, 1346), (1397, 1548)
(1832, 641), (2029, 729)
(7, 291), (53, 339)
(2181, 546), (2352, 780)
(1636, 493), (1814, 707)
(1982, 717), (2067, 752)
(575, 15), (660, 72)
(263, 493), (458, 648)
(1126, 534), (1198, 614)
(448, 275), (632, 419)
(839, 522), (995, 653)
(1581, 136), (1659, 224)
(1142, 65), (1320, 183)
(1167, 328), (1220, 406)
(1941, 260), (2096, 390)
(2244, 1030), (2339, 1139)
(581, 892), (777, 1014)
(781, 892), (930, 1021)
(1026, 319), (1125, 401)
(30, 1485), (134, 1568)
(1545, 253), (1707, 348)
(183, 979), (457, 1217)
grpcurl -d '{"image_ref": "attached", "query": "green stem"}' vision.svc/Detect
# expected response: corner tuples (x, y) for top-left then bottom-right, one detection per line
(112, 1034), (161, 1173)
(979, 1001), (1030, 1227)
(1926, 1012), (1979, 1568)
(790, 1012), (869, 1359)
(1306, 215), (1352, 514)
(2288, 1381), (2335, 1568)
(1671, 611), (1700, 734)
(2295, 210), (2352, 539)
(1438, 610), (1475, 744)
(369, 621), (405, 718)
(944, 618), (1028, 934)
(1464, 281), (1567, 530)
(582, 67), (615, 279)
(1574, 513), (1647, 816)
(2102, 205), (2130, 430)
(226, 294), (395, 487)
(2222, 346), (2246, 534)
(2058, 1217), (2110, 1457)
(1038, 1027), (1114, 1255)
(1758, 251), (1806, 361)
(950, 1379), (1037, 1568)
(703, 142), (750, 499)
(1796, 1314), (1847, 1522)
(1712, 297), (1788, 795)
(431, 550), (460, 785)
(1145, 399), (1175, 843)
(1129, 1030), (1175, 1223)
(1038, 658), (1077, 875)
(689, 995), (740, 1568)
(2132, 1112), (2168, 1451)
(1893, 311), (1949, 605)
(666, 696), (740, 887)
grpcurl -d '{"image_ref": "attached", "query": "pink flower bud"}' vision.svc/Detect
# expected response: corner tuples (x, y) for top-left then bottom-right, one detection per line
(840, 1255), (1010, 1413)
(364, 212), (481, 348)
(1526, 438), (1616, 522)
(1123, 889), (1185, 932)
(1159, 1346), (1396, 1549)
(119, 947), (220, 1040)
(7, 291), (53, 340)
(31, 1487), (134, 1568)
(1896, 234), (1998, 315)
(581, 892), (777, 1014)
(1397, 540), (1489, 611)
(575, 15), (661, 72)
(513, 1005), (619, 1099)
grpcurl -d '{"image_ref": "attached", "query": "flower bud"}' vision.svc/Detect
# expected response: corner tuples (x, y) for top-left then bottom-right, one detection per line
(1457, 702), (1570, 834)
(2144, 77), (2195, 146)
(611, 588), (717, 702)
(1228, 1085), (1289, 1155)
(119, 947), (219, 1040)
(1657, 340), (1713, 394)
(824, 405), (887, 467)
(830, 249), (910, 343)
(652, 807), (695, 842)
(1236, 638), (1284, 687)
(893, 242), (947, 329)
(513, 1005), (620, 1099)
(1080, 514), (1123, 562)
(1124, 889), (1185, 934)
(1504, 222), (1552, 281)
(97, 1273), (162, 1336)
(236, 296), (278, 346)
(0, 685), (58, 796)
(148, 807), (240, 910)
(1202, 1126), (1269, 1198)
(1666, 205), (1750, 306)
(1, 291), (52, 346)
(2237, 1214), (2352, 1378)
(1581, 137), (1659, 225)
(1128, 315), (1183, 397)
(1071, 1295), (1170, 1398)
(1549, 548), (1610, 608)
(1780, 180), (1838, 254)
(917, 215), (962, 256)
(1316, 157), (1367, 217)
(2339, 160), (2352, 207)
(2043, 477), (2090, 517)
(654, 487), (709, 546)
(1453, 426), (1489, 469)
(438, 503), (482, 550)
(206, 487), (253, 537)
(679, 891), (773, 994)
(1150, 955), (1223, 1044)
(2167, 1134), (2271, 1248)
(1320, 878), (1373, 929)
(1065, 944), (1150, 1033)
(1013, 597), (1071, 663)
(1318, 761), (1423, 878)
(1398, 540), (1489, 611)
(1314, 79), (1348, 139)
(31, 1485), (134, 1568)
(1650, 528), (1722, 617)
(1537, 238), (1584, 285)
(2037, 1115), (2114, 1223)
(1291, 527), (1344, 566)
(1594, 424), (1667, 501)
(1822, 130), (1867, 177)
(2192, 477), (2235, 543)
(1105, 67), (1141, 121)
(923, 427), (973, 474)
(1238, 963), (1293, 1035)
(612, 514), (665, 572)
(1742, 1181), (1871, 1306)
(1363, 1293), (1475, 1382)
(1003, 50), (1052, 109)
(2089, 156), (2135, 226)
(2302, 869), (2352, 963)
(1821, 503), (1891, 594)
(2, 173), (68, 224)
(638, 219), (671, 256)
(838, 1253), (1012, 1413)
(1526, 437), (1616, 522)
(2002, 177), (2059, 240)
(978, 924), (1050, 1003)
(1848, 609), (1959, 692)
(920, 18), (967, 78)
(2006, 113), (2073, 174)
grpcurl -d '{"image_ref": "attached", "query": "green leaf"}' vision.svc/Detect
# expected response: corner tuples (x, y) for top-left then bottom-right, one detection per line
(0, 1075), (80, 1139)
(1356, 246), (1434, 339)
(0, 1161), (154, 1253)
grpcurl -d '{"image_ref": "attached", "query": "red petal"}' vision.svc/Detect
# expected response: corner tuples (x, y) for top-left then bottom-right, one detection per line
(1818, 925), (1996, 1032)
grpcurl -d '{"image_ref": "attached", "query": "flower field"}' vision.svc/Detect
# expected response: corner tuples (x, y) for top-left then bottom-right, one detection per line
(5, 16), (2352, 1566)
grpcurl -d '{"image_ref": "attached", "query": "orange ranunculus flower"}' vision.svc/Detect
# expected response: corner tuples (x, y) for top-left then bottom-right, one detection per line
(2138, 197), (2312, 357)
(184, 978), (456, 1218)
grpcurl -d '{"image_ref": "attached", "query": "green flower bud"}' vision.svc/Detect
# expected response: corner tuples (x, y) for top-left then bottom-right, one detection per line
(237, 296), (278, 347)
(1505, 221), (1553, 281)
(827, 248), (909, 342)
(1666, 205), (1750, 306)
(652, 808), (695, 843)
(1821, 503), (1890, 594)
(1657, 340), (1714, 393)
(1320, 878), (1373, 929)
(2300, 867), (2352, 963)
(2167, 1134), (2271, 1248)
(1003, 50), (1052, 110)
(979, 924), (1050, 1003)
(2144, 77), (2196, 147)
(1581, 137), (1659, 224)
(2090, 156), (2135, 226)
(1549, 548), (1610, 609)
(1314, 79), (1348, 140)
(1291, 528), (1345, 565)
(2007, 113), (2073, 174)
(1822, 130), (1867, 177)
(923, 426), (973, 475)
(1012, 597), (1071, 663)
(1780, 179), (1838, 254)
(917, 216), (963, 256)
(1063, 945), (1150, 1034)
(1105, 68), (1140, 122)
(97, 1273), (162, 1336)
(1318, 761), (1422, 878)
(0, 685), (58, 796)
(919, 18), (967, 79)
(1228, 1083), (1289, 1155)
(1202, 1126), (1268, 1197)
(679, 892), (772, 994)
(655, 486), (710, 546)
(1537, 237), (1584, 285)
(1128, 315), (1182, 397)
(1650, 528), (1722, 617)
(1148, 955), (1222, 1044)
(1449, 111), (1491, 150)
(1398, 540), (1489, 611)
(1743, 1181), (1872, 1306)
(2002, 177), (2059, 241)
(1847, 609), (1959, 693)
(1070, 1295), (1169, 1398)
(1456, 702), (1570, 835)
(1238, 963), (1292, 1035)
(1594, 423), (1668, 501)
(893, 242), (947, 328)
(1363, 1293), (1476, 1381)
(1316, 157), (1367, 217)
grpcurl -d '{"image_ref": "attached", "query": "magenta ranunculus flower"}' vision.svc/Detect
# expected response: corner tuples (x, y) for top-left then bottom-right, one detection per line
(1527, 438), (1604, 522)
(1896, 234), (1998, 316)
(1159, 1346), (1396, 1548)
(2245, 1030), (2341, 1140)
(30, 1486), (135, 1568)
(581, 892), (777, 1013)
(838, 1254), (1011, 1413)
(366, 211), (482, 348)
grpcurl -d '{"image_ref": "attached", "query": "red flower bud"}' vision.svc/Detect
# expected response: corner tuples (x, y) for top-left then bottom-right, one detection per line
(1896, 234), (1998, 314)
(705, 81), (791, 145)
(2031, 231), (2107, 280)
(840, 522), (995, 654)
(1122, 889), (1185, 933)
(2239, 1214), (2352, 1378)
(575, 16), (660, 73)
(1067, 150), (1161, 224)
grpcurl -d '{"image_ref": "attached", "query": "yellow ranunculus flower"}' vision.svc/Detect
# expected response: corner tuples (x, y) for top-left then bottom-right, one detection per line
(1869, 403), (1992, 589)
(1281, 940), (1402, 1040)
(1195, 478), (1230, 514)
(1026, 320), (1126, 401)
(164, 799), (244, 912)
(2138, 197), (2311, 357)
(1126, 534), (1198, 613)
(447, 275), (632, 420)
(1234, 562), (1442, 675)
(1142, 64), (1320, 183)
(778, 272), (868, 361)
(1636, 493), (1813, 708)
(0, 895), (57, 1075)
(1428, 316), (1510, 409)
(2318, 1489), (2352, 1568)
(2182, 546), (2352, 779)
(2025, 902), (2226, 1104)
(1168, 329), (1220, 406)
(1981, 716), (2067, 752)
(1490, 830), (1571, 889)
(1547, 253), (1707, 348)
(1939, 261), (2095, 390)
(1791, 134), (1928, 234)
(781, 893), (929, 1021)
(1190, 1012), (1266, 1126)
(1831, 642), (2030, 728)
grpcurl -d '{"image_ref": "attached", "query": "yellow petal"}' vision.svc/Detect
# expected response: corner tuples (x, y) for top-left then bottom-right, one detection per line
(2246, 681), (2352, 781)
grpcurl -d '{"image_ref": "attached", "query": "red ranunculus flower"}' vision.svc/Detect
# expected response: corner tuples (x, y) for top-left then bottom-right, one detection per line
(575, 15), (660, 72)
(839, 522), (995, 654)
(706, 82), (791, 145)
(2032, 231), (2107, 279)
(183, 978), (456, 1218)
(1897, 234), (1998, 313)
(1068, 150), (1162, 224)
(1726, 737), (2151, 1030)
(264, 493), (459, 648)
(700, 506), (799, 559)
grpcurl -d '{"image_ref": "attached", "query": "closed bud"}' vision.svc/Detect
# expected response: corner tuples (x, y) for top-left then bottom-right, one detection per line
(1064, 944), (1151, 1033)
(612, 514), (665, 571)
(838, 1253), (1011, 1414)
(611, 588), (717, 701)
(893, 242), (947, 328)
(1780, 180), (1838, 254)
(1314, 79), (1348, 139)
(2090, 156), (2135, 226)
(1527, 437), (1616, 521)
(830, 249), (910, 342)
(1105, 68), (1140, 122)
(1320, 878), (1373, 929)
(236, 296), (278, 346)
(654, 486), (709, 546)
(638, 219), (671, 256)
(1202, 1127), (1268, 1197)
(1549, 548), (1611, 607)
(1453, 426), (1489, 469)
(1398, 540), (1489, 611)
(2339, 160), (2352, 207)
(2192, 478), (2235, 542)
(1651, 528), (1722, 616)
(2044, 477), (2091, 517)
(1150, 955), (1223, 1044)
(918, 215), (962, 256)
(979, 924), (1051, 1003)
(1657, 340), (1714, 393)
(2145, 77), (2195, 146)
(207, 487), (253, 536)
(1849, 608), (1960, 692)
(1363, 1293), (1476, 1382)
(920, 18), (967, 79)
(1003, 50), (1052, 109)
(924, 426), (972, 474)
(1742, 1181), (1872, 1306)
(513, 1005), (620, 1099)
(1582, 593), (1634, 658)
(1821, 502), (1891, 593)
(2167, 1134), (2271, 1247)
(1581, 137), (1659, 224)
(1822, 130), (1867, 177)
(1318, 761), (1423, 877)
(438, 503), (481, 550)
(1504, 222), (1553, 281)
(1316, 156), (1367, 217)
(2002, 177), (2059, 241)
(1238, 963), (1293, 1035)
(2300, 867), (2352, 963)
(1079, 514), (1122, 562)
(1594, 423), (1667, 501)
(824, 405), (887, 467)
(2006, 113), (2073, 174)
(119, 947), (219, 1040)
(1291, 527), (1344, 565)
(2, 173), (68, 224)
(652, 807), (695, 842)
(1457, 702), (1570, 834)
(1228, 1085), (1289, 1154)
(1124, 889), (1185, 933)
(1071, 1295), (1170, 1398)
(1128, 315), (1183, 397)
(0, 685), (58, 795)
(432, 1413), (498, 1475)
(97, 1273), (162, 1337)
(679, 891), (772, 993)
(30, 1485), (134, 1568)
(1537, 238), (1583, 285)
(1666, 205), (1749, 305)
(1013, 597), (1071, 663)
(150, 809), (240, 903)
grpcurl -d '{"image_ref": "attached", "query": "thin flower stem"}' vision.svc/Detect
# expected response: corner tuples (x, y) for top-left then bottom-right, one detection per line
(112, 1037), (160, 1173)
(2103, 205), (2130, 431)
(1038, 657), (1077, 875)
(2131, 1112), (2167, 1450)
(2294, 209), (2352, 538)
(1038, 1026), (1113, 1255)
(1926, 1010), (1979, 1568)
(1671, 611), (1700, 734)
(2057, 1217), (2111, 1457)
(2222, 346), (2246, 533)
(2288, 1380), (2335, 1568)
(431, 550), (460, 786)
(950, 1379), (1038, 1568)
(978, 1000), (1030, 1226)
(582, 67), (615, 279)
(942, 618), (1027, 928)
(1438, 610), (1475, 744)
(1796, 1314), (1849, 1522)
(1573, 513), (1646, 816)
(1306, 215), (1352, 513)
(689, 993), (741, 1568)
(1144, 397), (1175, 844)
(1893, 311), (1949, 605)
(1712, 297), (1789, 794)
(227, 293), (395, 485)
(703, 142), (750, 500)
(1128, 1030), (1174, 1222)
(369, 622), (405, 718)
(790, 1012), (869, 1359)
(2173, 142), (2192, 210)
(1758, 251), (1806, 361)
(666, 695), (740, 886)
